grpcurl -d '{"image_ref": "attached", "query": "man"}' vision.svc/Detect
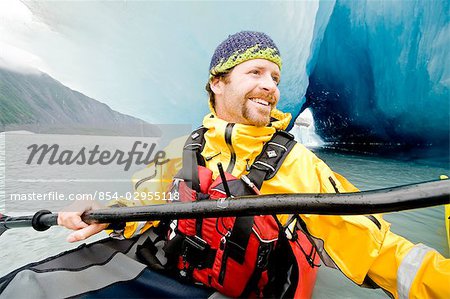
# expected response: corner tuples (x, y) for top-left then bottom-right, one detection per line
(59, 31), (450, 298)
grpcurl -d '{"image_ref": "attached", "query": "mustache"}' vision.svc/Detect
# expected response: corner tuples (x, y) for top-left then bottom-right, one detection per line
(245, 92), (277, 104)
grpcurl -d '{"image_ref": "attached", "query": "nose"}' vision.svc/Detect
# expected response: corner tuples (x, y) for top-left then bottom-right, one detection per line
(259, 73), (278, 93)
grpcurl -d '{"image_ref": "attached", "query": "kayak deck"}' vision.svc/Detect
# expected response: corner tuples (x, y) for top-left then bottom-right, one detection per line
(0, 234), (215, 298)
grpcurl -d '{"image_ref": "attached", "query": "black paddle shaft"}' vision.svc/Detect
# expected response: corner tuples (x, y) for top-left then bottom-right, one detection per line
(1, 180), (449, 235)
(0, 210), (57, 236)
(80, 179), (449, 223)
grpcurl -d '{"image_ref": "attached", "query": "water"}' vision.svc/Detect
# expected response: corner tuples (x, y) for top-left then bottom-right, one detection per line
(1, 141), (449, 298)
(310, 149), (449, 298)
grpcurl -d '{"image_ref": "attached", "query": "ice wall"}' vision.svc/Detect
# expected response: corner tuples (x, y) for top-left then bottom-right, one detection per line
(4, 1), (448, 157)
(13, 1), (322, 127)
(304, 0), (449, 154)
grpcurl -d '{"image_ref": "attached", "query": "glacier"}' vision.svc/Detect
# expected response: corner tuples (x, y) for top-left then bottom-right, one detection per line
(302, 0), (450, 157)
(3, 0), (449, 159)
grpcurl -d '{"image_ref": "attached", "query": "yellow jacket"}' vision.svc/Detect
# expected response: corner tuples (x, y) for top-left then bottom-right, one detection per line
(112, 109), (450, 298)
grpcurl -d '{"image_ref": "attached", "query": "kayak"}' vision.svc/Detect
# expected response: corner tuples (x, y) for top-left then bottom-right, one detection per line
(1, 180), (449, 298)
(0, 231), (217, 298)
(446, 204), (450, 250)
(0, 229), (317, 298)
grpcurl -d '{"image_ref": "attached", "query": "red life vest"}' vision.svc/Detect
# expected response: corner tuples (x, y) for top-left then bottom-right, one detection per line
(163, 127), (320, 298)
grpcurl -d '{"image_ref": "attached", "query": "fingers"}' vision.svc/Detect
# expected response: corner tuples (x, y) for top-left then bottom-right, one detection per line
(57, 201), (108, 242)
(58, 210), (87, 230)
(57, 210), (88, 229)
(67, 223), (109, 243)
(58, 201), (105, 228)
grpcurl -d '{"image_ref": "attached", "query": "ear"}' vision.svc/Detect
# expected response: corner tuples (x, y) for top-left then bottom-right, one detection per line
(210, 76), (224, 95)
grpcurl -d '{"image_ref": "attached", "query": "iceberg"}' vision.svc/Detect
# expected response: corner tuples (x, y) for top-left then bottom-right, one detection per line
(291, 108), (324, 149)
(302, 0), (449, 156)
(2, 0), (448, 158)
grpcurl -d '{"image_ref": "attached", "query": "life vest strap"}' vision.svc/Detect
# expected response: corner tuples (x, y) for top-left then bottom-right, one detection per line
(247, 130), (296, 189)
(226, 216), (255, 264)
(182, 126), (208, 192)
(164, 128), (300, 296)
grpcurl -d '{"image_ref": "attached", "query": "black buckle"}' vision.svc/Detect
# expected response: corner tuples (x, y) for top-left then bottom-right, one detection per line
(184, 235), (208, 251)
(251, 161), (276, 173)
(276, 130), (294, 140)
(183, 143), (202, 151)
(256, 243), (272, 269)
(182, 235), (214, 269)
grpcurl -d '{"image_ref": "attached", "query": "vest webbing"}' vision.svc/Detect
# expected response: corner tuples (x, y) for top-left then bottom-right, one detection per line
(179, 126), (296, 295)
(182, 126), (296, 192)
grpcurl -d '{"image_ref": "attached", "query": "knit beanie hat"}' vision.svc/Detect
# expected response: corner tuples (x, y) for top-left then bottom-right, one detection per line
(209, 31), (282, 77)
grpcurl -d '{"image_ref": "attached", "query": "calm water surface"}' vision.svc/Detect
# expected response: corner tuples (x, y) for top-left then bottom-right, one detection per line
(1, 143), (448, 298)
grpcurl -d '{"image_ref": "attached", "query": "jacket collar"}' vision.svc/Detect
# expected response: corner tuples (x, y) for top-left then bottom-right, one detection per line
(201, 108), (292, 173)
(206, 100), (291, 132)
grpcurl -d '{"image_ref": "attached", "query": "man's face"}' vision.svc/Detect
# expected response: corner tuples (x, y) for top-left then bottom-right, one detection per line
(212, 59), (281, 127)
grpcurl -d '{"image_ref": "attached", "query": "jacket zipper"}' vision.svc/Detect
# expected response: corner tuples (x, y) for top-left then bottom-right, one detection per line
(329, 177), (381, 230)
(225, 123), (236, 173)
(365, 215), (382, 230)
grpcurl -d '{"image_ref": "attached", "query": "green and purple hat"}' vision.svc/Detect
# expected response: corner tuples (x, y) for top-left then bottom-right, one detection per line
(209, 31), (282, 77)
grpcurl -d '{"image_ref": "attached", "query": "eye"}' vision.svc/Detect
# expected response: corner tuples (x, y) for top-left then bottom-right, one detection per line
(272, 76), (280, 85)
(249, 69), (260, 75)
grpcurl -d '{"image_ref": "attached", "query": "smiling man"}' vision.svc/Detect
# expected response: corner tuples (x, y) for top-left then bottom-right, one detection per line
(210, 58), (280, 127)
(59, 31), (450, 298)
(208, 32), (281, 128)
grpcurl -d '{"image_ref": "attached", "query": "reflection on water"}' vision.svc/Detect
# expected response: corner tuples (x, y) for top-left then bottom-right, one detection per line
(1, 138), (449, 298)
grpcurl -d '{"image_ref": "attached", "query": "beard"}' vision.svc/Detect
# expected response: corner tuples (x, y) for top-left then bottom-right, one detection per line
(242, 101), (272, 127)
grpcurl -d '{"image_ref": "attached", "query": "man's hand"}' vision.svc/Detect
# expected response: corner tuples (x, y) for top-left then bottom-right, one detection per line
(57, 201), (109, 243)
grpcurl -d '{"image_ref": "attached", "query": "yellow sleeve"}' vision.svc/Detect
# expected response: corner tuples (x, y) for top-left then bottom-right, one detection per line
(106, 136), (185, 239)
(314, 157), (359, 193)
(368, 230), (450, 298)
(300, 159), (450, 298)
